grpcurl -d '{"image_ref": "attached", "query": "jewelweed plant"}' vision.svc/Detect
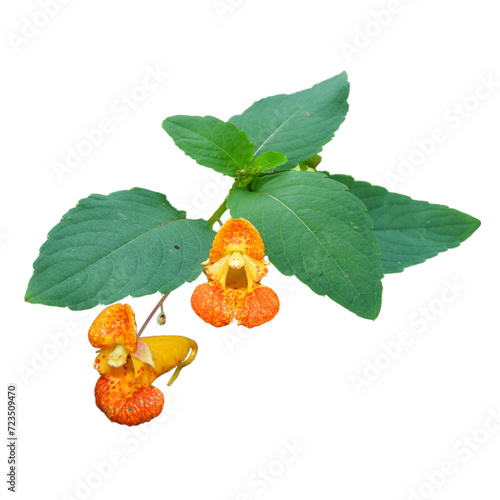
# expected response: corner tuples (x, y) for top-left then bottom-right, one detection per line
(26, 71), (480, 321)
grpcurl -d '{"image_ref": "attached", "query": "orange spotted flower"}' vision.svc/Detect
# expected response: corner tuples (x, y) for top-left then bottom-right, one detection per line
(191, 218), (279, 328)
(89, 303), (197, 426)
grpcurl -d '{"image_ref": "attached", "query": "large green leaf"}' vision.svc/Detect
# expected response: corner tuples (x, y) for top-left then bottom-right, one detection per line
(227, 171), (384, 319)
(162, 115), (254, 177)
(229, 72), (349, 172)
(330, 174), (481, 273)
(25, 188), (215, 310)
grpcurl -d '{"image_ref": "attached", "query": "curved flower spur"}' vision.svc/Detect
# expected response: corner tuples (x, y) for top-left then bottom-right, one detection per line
(89, 303), (197, 426)
(191, 218), (280, 328)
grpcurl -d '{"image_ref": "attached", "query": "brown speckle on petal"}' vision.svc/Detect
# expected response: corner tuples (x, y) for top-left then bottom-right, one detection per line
(88, 303), (137, 352)
(235, 285), (280, 329)
(191, 281), (235, 327)
(209, 218), (265, 261)
(95, 376), (164, 426)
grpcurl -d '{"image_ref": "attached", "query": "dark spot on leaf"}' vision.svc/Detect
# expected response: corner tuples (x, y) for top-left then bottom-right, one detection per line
(174, 245), (180, 250)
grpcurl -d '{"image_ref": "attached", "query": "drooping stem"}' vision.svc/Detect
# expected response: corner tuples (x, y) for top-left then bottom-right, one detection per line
(137, 293), (170, 337)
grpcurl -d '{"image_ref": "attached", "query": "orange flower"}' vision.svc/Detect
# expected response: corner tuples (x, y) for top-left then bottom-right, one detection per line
(191, 218), (279, 328)
(89, 304), (197, 426)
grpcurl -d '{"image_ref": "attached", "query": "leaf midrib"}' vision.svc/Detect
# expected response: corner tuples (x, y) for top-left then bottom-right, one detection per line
(254, 189), (366, 298)
(252, 82), (346, 159)
(28, 216), (185, 300)
(253, 105), (305, 158)
(374, 221), (475, 232)
(173, 121), (245, 170)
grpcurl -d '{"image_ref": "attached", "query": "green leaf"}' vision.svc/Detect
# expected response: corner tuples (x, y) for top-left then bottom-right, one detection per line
(162, 115), (254, 177)
(227, 171), (384, 320)
(25, 188), (215, 310)
(329, 174), (481, 273)
(229, 72), (349, 172)
(252, 151), (288, 173)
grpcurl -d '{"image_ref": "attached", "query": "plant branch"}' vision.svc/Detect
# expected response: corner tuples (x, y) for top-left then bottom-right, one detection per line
(207, 180), (240, 230)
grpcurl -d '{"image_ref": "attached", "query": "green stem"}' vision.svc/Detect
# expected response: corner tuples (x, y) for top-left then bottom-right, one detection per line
(207, 180), (240, 230)
(208, 198), (227, 230)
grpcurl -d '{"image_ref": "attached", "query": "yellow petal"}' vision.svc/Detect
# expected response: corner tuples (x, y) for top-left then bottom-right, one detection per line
(131, 336), (198, 386)
(242, 254), (268, 291)
(205, 254), (230, 287)
(107, 344), (128, 367)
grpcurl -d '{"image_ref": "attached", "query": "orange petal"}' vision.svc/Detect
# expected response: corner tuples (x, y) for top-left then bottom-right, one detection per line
(209, 218), (265, 262)
(95, 376), (164, 426)
(94, 335), (197, 425)
(235, 285), (280, 329)
(88, 303), (137, 352)
(191, 282), (235, 327)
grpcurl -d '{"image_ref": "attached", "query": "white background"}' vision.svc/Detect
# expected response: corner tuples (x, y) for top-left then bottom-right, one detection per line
(2, 1), (499, 499)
